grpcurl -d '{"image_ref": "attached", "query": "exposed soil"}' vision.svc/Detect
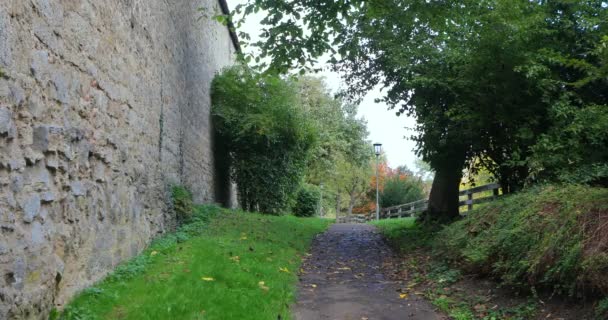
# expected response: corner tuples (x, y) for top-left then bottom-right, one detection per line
(293, 223), (445, 320)
(383, 248), (600, 320)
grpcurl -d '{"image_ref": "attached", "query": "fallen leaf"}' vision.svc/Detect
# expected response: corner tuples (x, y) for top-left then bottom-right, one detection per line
(310, 284), (317, 288)
(399, 293), (409, 299)
(279, 267), (290, 273)
(201, 277), (215, 281)
(258, 281), (269, 291)
(150, 251), (159, 256)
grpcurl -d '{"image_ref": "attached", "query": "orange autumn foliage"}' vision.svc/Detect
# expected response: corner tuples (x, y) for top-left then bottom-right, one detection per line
(353, 162), (412, 214)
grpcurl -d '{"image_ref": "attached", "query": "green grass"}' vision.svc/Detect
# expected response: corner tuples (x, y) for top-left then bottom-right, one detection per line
(370, 217), (435, 251)
(372, 185), (608, 319)
(436, 184), (608, 296)
(57, 206), (332, 320)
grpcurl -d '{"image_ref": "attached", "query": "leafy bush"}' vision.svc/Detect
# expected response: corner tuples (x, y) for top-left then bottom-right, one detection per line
(597, 297), (608, 318)
(211, 66), (317, 213)
(293, 184), (320, 217)
(529, 104), (608, 187)
(171, 185), (193, 223)
(380, 175), (425, 208)
(434, 185), (608, 297)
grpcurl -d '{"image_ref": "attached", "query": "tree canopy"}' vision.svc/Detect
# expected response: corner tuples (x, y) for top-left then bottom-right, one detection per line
(234, 0), (608, 220)
(211, 66), (317, 213)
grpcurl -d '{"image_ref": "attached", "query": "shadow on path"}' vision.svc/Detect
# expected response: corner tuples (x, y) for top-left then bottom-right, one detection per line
(293, 223), (444, 320)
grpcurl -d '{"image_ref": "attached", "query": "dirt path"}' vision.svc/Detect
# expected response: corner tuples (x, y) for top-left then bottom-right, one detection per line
(293, 223), (444, 320)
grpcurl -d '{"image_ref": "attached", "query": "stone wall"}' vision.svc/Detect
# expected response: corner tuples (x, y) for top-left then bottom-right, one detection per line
(0, 0), (238, 318)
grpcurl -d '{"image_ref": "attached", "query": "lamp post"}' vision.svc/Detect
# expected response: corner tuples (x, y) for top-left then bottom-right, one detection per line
(318, 183), (324, 216)
(373, 143), (382, 221)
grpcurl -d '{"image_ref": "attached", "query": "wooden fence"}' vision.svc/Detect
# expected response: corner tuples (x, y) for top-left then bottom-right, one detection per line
(337, 183), (502, 223)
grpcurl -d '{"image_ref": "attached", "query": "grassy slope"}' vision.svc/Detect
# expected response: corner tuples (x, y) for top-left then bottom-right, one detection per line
(58, 206), (332, 320)
(371, 217), (435, 252)
(436, 185), (608, 296)
(372, 184), (608, 319)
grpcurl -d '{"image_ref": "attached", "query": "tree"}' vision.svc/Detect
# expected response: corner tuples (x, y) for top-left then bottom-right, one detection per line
(211, 65), (317, 213)
(380, 174), (425, 208)
(233, 0), (608, 221)
(294, 76), (373, 217)
(334, 153), (373, 217)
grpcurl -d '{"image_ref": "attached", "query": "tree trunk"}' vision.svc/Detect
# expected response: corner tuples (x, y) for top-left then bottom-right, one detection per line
(426, 165), (463, 223)
(335, 194), (341, 219)
(347, 192), (356, 217)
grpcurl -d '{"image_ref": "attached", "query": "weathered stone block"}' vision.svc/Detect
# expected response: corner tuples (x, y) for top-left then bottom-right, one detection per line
(45, 154), (59, 170)
(69, 181), (86, 197)
(32, 125), (63, 152)
(25, 164), (52, 190)
(40, 192), (55, 203)
(21, 194), (41, 223)
(31, 221), (45, 244)
(0, 107), (16, 139)
(30, 50), (50, 82)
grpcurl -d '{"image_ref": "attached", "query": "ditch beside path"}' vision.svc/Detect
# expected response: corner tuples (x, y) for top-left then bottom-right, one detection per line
(293, 223), (444, 320)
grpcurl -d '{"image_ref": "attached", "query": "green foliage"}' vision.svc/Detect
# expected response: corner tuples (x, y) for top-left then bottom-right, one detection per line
(171, 185), (193, 223)
(211, 65), (317, 213)
(434, 185), (608, 296)
(293, 184), (320, 217)
(380, 176), (425, 208)
(60, 206), (332, 319)
(597, 297), (608, 319)
(427, 263), (461, 286)
(371, 217), (437, 252)
(529, 104), (608, 186)
(236, 0), (608, 217)
(296, 77), (372, 216)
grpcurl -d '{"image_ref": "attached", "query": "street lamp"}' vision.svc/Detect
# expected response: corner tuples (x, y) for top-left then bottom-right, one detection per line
(373, 143), (382, 221)
(318, 183), (324, 216)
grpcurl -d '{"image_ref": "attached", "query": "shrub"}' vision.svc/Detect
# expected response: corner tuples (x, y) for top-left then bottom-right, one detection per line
(171, 185), (194, 223)
(433, 184), (608, 297)
(293, 184), (320, 217)
(380, 175), (425, 208)
(597, 297), (608, 318)
(529, 104), (608, 187)
(211, 65), (317, 213)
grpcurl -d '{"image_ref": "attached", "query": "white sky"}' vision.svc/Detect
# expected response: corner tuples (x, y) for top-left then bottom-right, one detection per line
(230, 1), (419, 170)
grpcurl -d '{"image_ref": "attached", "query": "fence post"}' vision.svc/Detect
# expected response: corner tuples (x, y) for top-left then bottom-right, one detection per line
(467, 192), (473, 211)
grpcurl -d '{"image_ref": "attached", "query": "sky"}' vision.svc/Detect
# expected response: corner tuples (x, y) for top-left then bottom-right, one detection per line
(230, 1), (419, 170)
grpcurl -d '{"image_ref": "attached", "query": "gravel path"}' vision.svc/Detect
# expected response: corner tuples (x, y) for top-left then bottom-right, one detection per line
(293, 223), (443, 320)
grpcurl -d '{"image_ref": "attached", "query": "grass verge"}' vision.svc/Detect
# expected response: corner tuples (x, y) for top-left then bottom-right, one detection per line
(55, 206), (332, 320)
(435, 184), (608, 297)
(373, 184), (608, 319)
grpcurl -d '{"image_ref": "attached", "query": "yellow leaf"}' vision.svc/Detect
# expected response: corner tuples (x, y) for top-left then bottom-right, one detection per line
(279, 267), (290, 273)
(150, 251), (159, 256)
(310, 284), (317, 288)
(399, 293), (408, 299)
(258, 281), (269, 291)
(201, 277), (215, 281)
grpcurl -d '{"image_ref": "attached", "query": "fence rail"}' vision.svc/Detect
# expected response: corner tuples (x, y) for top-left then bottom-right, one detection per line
(337, 183), (502, 223)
